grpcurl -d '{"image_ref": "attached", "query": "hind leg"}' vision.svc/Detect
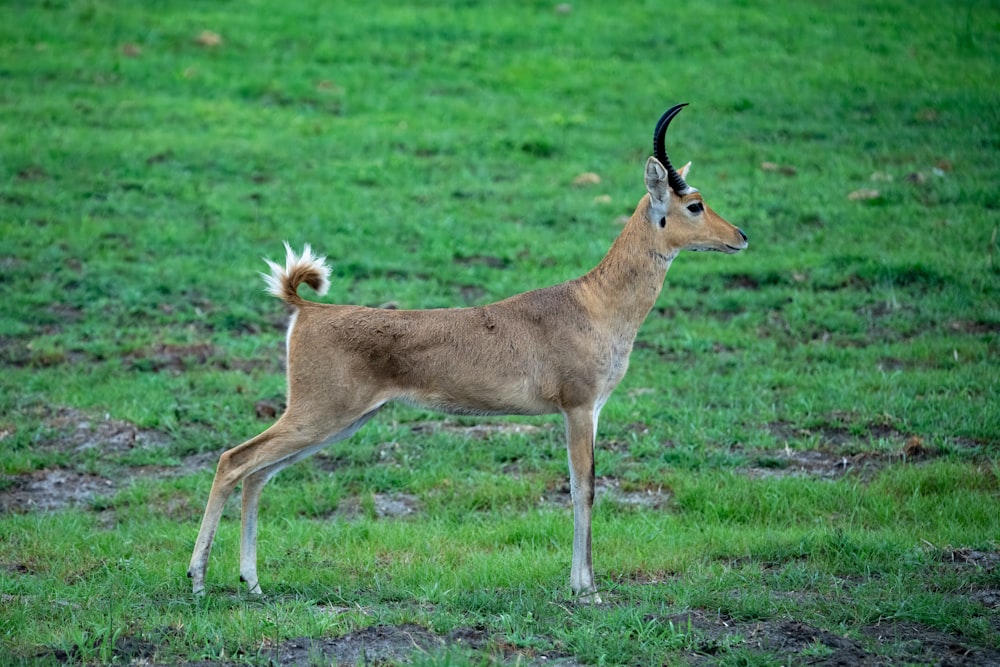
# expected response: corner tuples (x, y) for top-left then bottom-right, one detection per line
(188, 407), (380, 595)
(236, 408), (381, 594)
(237, 466), (277, 595)
(188, 423), (291, 595)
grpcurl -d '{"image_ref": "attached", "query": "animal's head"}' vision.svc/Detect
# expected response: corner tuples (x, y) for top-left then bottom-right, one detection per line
(643, 104), (748, 255)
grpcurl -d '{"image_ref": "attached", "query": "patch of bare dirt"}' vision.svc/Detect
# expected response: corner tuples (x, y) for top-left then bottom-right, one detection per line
(742, 448), (881, 480)
(123, 342), (281, 374)
(743, 619), (870, 665)
(0, 336), (90, 367)
(263, 622), (585, 667)
(860, 621), (1000, 666)
(46, 621), (582, 667)
(0, 460), (216, 515)
(970, 588), (1000, 612)
(37, 612), (1000, 666)
(0, 408), (211, 514)
(453, 254), (509, 270)
(937, 548), (1000, 616)
(265, 624), (487, 665)
(0, 470), (116, 513)
(764, 417), (918, 450)
(124, 342), (217, 372)
(542, 477), (670, 510)
(38, 407), (170, 455)
(748, 418), (962, 480)
(331, 493), (422, 521)
(939, 547), (1000, 571)
(1, 330), (282, 370)
(947, 319), (1000, 335)
(659, 610), (1000, 666)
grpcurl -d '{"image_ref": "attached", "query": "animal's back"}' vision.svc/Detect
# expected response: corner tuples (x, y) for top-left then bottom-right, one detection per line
(287, 281), (604, 415)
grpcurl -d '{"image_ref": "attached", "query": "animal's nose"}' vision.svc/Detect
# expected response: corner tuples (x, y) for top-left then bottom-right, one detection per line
(737, 227), (748, 242)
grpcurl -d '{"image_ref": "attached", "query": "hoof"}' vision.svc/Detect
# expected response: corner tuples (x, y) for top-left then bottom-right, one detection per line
(241, 574), (263, 595)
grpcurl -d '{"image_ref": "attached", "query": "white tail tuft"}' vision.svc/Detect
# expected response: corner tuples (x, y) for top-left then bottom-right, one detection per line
(261, 242), (331, 302)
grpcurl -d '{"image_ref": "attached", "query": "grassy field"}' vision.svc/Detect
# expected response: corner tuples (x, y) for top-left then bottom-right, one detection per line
(1, 0), (998, 664)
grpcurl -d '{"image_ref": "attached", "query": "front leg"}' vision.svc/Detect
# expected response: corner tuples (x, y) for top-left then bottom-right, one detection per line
(563, 406), (602, 603)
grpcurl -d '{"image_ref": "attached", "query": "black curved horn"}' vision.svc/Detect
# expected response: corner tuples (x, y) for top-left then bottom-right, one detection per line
(653, 103), (694, 194)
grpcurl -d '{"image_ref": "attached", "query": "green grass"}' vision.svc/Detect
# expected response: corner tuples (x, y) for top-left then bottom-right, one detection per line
(2, 0), (998, 664)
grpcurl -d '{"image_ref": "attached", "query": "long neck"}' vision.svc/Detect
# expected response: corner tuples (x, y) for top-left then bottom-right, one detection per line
(576, 195), (676, 330)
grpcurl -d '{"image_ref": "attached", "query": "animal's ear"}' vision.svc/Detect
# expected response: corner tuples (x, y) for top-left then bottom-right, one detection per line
(645, 157), (670, 208)
(677, 161), (692, 180)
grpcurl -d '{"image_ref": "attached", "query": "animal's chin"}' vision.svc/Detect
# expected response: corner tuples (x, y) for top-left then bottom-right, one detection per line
(689, 244), (745, 254)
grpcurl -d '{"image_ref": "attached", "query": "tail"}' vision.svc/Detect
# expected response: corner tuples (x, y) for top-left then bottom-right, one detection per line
(261, 242), (331, 305)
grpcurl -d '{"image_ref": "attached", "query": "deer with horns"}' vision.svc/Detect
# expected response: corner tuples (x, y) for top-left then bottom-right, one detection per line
(187, 103), (748, 602)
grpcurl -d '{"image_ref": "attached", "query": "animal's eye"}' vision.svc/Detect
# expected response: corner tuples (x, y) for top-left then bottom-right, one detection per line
(687, 202), (704, 214)
(659, 217), (666, 228)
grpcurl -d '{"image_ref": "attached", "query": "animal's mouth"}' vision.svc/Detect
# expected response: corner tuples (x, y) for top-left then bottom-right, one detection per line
(691, 243), (746, 254)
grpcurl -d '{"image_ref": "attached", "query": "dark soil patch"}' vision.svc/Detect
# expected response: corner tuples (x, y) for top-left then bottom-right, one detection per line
(750, 418), (962, 480)
(743, 448), (884, 480)
(660, 610), (1000, 666)
(939, 547), (1000, 571)
(970, 588), (1000, 611)
(453, 254), (510, 270)
(543, 476), (670, 510)
(0, 470), (116, 513)
(722, 271), (792, 290)
(764, 418), (914, 451)
(124, 342), (218, 373)
(0, 407), (212, 514)
(38, 407), (171, 455)
(331, 492), (422, 521)
(0, 334), (281, 371)
(0, 335), (88, 367)
(744, 619), (870, 665)
(0, 459), (218, 515)
(266, 624), (488, 665)
(45, 302), (86, 324)
(947, 319), (1000, 335)
(861, 621), (1000, 666)
(35, 622), (563, 667)
(937, 548), (1000, 616)
(124, 342), (281, 374)
(110, 634), (160, 665)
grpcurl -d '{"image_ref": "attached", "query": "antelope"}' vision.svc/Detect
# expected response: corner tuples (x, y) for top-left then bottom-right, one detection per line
(187, 104), (748, 602)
